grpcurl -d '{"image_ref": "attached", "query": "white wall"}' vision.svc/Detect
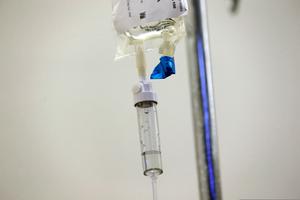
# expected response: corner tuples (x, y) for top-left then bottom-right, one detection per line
(208, 0), (300, 199)
(0, 1), (198, 200)
(0, 0), (299, 200)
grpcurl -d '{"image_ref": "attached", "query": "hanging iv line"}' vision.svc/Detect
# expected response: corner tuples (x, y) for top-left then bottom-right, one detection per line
(132, 43), (162, 200)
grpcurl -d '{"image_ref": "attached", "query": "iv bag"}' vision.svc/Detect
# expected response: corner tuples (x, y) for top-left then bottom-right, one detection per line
(112, 0), (189, 59)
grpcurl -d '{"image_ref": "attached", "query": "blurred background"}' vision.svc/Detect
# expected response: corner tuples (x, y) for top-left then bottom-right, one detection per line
(0, 0), (299, 200)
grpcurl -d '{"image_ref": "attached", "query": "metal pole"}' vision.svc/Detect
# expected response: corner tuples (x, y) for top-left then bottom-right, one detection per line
(185, 0), (222, 200)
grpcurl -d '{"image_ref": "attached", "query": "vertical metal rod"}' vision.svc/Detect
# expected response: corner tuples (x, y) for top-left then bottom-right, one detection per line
(185, 0), (222, 200)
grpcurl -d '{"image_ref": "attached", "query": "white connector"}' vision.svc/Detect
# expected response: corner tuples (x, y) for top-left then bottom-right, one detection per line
(132, 81), (157, 106)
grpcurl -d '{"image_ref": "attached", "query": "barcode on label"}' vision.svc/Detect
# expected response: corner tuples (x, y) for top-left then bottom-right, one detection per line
(179, 1), (184, 12)
(140, 11), (146, 19)
(172, 1), (176, 9)
(113, 0), (188, 33)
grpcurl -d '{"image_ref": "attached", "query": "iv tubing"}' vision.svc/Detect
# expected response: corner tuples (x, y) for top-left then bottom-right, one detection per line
(135, 43), (147, 81)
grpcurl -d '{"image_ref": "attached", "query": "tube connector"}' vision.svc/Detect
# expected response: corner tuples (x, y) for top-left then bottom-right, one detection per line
(159, 31), (176, 56)
(132, 81), (157, 105)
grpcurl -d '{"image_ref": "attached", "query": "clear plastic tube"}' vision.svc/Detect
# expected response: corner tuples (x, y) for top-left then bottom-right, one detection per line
(135, 43), (147, 81)
(135, 101), (163, 176)
(151, 175), (158, 200)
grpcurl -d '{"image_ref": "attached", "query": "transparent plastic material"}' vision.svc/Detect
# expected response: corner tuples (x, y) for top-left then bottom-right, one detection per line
(135, 101), (162, 176)
(115, 17), (186, 59)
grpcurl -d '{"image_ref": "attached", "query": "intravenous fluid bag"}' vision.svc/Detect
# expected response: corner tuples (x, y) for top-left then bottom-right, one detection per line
(112, 0), (189, 61)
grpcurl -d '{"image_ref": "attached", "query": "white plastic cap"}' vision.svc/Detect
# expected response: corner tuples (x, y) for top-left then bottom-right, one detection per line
(132, 81), (157, 105)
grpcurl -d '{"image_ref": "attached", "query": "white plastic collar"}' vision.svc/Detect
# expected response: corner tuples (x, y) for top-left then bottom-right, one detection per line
(132, 81), (157, 105)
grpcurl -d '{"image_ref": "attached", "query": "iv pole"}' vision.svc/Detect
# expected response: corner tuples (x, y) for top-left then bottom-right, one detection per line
(185, 0), (222, 200)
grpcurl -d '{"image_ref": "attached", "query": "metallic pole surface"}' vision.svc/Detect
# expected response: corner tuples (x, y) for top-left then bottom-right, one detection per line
(185, 0), (222, 200)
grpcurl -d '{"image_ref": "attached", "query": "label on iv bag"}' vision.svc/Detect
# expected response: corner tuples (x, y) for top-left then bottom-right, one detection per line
(112, 0), (188, 33)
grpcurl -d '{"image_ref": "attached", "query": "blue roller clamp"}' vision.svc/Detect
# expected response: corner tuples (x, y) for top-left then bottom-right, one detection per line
(150, 56), (176, 79)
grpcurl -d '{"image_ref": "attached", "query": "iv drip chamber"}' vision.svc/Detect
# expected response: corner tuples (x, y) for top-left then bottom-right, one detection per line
(133, 81), (163, 176)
